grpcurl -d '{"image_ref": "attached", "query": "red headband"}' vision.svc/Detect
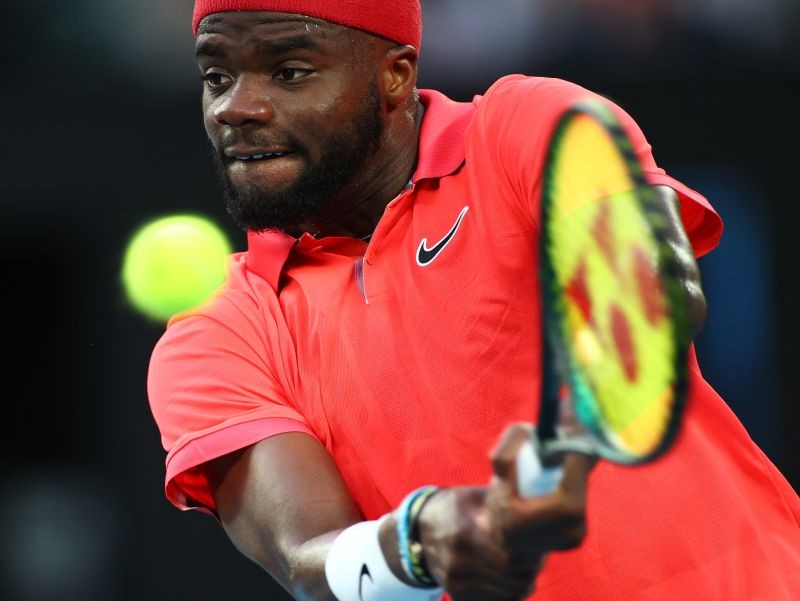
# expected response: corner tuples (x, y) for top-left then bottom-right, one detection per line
(192, 0), (422, 48)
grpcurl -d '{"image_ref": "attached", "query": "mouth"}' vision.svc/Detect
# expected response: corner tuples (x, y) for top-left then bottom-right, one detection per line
(222, 146), (303, 190)
(224, 145), (296, 163)
(230, 151), (292, 162)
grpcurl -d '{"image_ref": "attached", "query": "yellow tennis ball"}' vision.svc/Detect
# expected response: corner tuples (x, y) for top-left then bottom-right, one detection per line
(122, 214), (232, 322)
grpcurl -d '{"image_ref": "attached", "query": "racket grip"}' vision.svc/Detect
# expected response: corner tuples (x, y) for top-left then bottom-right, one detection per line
(515, 439), (564, 497)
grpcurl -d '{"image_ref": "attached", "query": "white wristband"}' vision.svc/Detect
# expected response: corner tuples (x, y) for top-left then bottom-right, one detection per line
(325, 516), (443, 601)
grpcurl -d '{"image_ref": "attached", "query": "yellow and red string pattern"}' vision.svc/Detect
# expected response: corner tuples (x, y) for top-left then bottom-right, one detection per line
(546, 113), (676, 458)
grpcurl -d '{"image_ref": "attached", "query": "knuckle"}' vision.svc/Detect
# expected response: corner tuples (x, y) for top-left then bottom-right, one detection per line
(516, 579), (538, 600)
(545, 497), (588, 549)
(555, 496), (587, 525)
(491, 453), (512, 476)
(453, 529), (474, 553)
(503, 562), (540, 599)
(441, 568), (470, 596)
(491, 423), (530, 455)
(553, 523), (587, 550)
(567, 521), (587, 545)
(441, 571), (457, 592)
(504, 583), (532, 601)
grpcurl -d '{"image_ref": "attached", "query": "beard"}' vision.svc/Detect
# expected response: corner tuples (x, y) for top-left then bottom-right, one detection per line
(212, 82), (384, 234)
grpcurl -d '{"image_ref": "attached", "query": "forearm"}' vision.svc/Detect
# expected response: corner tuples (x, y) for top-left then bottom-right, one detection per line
(209, 427), (593, 601)
(213, 479), (350, 600)
(283, 521), (422, 600)
(283, 531), (342, 601)
(209, 437), (445, 601)
(207, 436), (363, 600)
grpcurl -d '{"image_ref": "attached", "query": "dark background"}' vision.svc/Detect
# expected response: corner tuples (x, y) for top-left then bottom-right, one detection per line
(2, 1), (798, 599)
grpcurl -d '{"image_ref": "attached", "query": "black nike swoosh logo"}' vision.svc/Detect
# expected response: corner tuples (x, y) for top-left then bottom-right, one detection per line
(416, 206), (470, 267)
(358, 563), (373, 601)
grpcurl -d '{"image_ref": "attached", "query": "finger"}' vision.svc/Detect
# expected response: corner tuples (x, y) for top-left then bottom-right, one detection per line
(496, 454), (596, 551)
(508, 452), (595, 526)
(445, 566), (538, 601)
(502, 496), (588, 552)
(490, 422), (534, 481)
(557, 452), (598, 499)
(445, 553), (547, 601)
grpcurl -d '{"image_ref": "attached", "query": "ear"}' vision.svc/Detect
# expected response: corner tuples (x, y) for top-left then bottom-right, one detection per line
(381, 45), (419, 108)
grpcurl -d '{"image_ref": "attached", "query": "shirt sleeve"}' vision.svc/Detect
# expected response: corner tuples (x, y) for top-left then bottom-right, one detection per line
(147, 294), (314, 513)
(610, 99), (723, 258)
(477, 75), (723, 258)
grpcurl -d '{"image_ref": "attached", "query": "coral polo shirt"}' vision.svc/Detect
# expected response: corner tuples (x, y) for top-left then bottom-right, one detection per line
(148, 75), (800, 599)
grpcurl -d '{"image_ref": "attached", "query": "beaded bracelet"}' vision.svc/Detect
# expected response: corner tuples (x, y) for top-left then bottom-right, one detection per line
(396, 486), (439, 587)
(407, 487), (439, 586)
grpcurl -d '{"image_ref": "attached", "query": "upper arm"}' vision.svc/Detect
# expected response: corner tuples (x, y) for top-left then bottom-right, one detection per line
(205, 432), (363, 599)
(148, 293), (315, 513)
(652, 185), (707, 334)
(149, 290), (364, 598)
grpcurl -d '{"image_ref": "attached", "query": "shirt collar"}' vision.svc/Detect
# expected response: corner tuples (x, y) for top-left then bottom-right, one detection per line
(245, 228), (296, 292)
(246, 88), (477, 291)
(412, 88), (477, 182)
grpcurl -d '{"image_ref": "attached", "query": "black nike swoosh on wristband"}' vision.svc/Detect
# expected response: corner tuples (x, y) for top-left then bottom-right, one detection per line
(358, 563), (373, 601)
(416, 206), (470, 267)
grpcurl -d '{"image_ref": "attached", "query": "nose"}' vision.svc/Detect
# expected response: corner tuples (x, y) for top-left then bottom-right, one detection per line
(212, 74), (274, 127)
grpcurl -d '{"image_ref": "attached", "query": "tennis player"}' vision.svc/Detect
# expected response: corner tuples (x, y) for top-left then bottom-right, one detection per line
(147, 2), (800, 599)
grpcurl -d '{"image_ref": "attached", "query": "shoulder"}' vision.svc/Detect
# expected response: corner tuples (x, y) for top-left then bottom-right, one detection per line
(167, 252), (279, 334)
(148, 252), (284, 390)
(147, 251), (297, 450)
(466, 75), (617, 154)
(464, 76), (610, 163)
(469, 74), (644, 153)
(483, 74), (589, 95)
(477, 75), (605, 114)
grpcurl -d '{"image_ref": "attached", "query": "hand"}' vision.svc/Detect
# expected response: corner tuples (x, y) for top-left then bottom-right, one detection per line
(415, 423), (596, 601)
(487, 423), (595, 555)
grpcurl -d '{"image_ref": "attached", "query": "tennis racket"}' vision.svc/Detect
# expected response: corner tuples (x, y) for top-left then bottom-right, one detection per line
(516, 100), (692, 496)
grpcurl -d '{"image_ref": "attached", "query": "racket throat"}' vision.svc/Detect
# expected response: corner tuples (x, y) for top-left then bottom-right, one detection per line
(536, 431), (596, 465)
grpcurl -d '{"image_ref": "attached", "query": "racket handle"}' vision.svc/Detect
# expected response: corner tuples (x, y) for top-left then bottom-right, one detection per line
(515, 439), (564, 497)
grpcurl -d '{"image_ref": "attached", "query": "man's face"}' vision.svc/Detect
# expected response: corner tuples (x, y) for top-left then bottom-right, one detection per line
(197, 12), (385, 233)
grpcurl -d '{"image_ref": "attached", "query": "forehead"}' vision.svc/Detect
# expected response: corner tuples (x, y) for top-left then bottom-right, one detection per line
(197, 11), (344, 45)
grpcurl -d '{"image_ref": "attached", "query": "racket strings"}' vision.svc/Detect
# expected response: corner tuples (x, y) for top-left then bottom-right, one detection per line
(542, 107), (687, 460)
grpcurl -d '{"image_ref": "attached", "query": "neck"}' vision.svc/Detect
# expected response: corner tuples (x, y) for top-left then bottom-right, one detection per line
(303, 101), (424, 239)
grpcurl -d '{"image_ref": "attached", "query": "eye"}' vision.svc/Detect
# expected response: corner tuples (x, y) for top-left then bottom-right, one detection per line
(274, 68), (311, 82)
(202, 71), (233, 89)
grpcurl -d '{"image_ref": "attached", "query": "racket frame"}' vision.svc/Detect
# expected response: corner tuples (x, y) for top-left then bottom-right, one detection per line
(536, 100), (692, 467)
